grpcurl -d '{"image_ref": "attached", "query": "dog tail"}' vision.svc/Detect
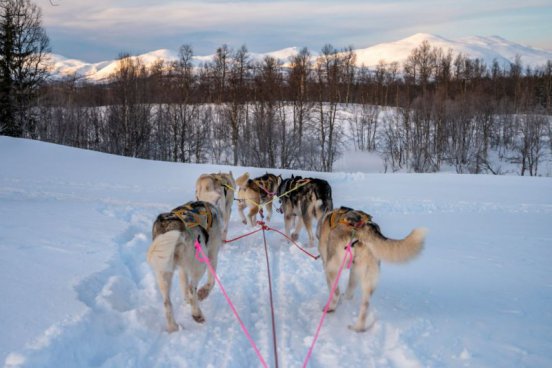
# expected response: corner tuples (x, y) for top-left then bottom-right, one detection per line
(147, 230), (181, 272)
(318, 180), (333, 214)
(364, 227), (426, 263)
(199, 190), (221, 206)
(235, 172), (250, 187)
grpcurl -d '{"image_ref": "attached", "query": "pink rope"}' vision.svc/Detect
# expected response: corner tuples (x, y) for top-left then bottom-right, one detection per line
(223, 227), (264, 243)
(194, 240), (269, 368)
(261, 227), (280, 368)
(265, 225), (320, 260)
(302, 242), (353, 368)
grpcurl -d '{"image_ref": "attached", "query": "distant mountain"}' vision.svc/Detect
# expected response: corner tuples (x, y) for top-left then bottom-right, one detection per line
(354, 33), (552, 68)
(48, 33), (552, 81)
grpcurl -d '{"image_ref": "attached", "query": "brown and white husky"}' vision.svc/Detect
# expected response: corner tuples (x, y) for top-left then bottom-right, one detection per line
(235, 172), (281, 226)
(317, 207), (426, 332)
(195, 171), (236, 240)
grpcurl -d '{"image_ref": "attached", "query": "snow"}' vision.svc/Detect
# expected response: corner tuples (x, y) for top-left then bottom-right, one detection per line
(1, 136), (552, 367)
(353, 33), (552, 68)
(47, 33), (552, 81)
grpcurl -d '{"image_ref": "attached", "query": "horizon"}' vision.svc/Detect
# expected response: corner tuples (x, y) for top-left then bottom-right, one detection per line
(41, 0), (552, 63)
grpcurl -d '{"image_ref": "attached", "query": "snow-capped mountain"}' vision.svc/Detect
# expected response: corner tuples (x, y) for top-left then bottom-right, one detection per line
(48, 34), (552, 81)
(354, 33), (552, 68)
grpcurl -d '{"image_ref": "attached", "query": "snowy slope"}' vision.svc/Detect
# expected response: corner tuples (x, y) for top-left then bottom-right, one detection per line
(1, 136), (552, 367)
(353, 33), (552, 68)
(48, 34), (552, 81)
(48, 47), (301, 81)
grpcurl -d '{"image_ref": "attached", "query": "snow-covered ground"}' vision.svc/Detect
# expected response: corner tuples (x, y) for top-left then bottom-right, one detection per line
(1, 136), (551, 367)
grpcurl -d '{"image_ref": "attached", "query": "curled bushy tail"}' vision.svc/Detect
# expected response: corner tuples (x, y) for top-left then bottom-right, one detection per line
(235, 172), (250, 187)
(147, 230), (181, 272)
(365, 228), (427, 263)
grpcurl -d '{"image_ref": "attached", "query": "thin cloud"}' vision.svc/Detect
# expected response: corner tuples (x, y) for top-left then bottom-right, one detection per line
(42, 0), (552, 60)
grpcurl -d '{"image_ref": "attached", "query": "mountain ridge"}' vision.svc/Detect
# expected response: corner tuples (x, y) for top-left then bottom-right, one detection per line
(48, 33), (552, 81)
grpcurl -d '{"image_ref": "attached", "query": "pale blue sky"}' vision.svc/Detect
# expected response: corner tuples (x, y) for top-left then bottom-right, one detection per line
(42, 0), (552, 62)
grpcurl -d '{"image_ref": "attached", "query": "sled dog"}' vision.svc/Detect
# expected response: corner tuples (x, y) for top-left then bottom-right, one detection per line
(195, 171), (236, 240)
(277, 175), (333, 246)
(235, 172), (281, 226)
(147, 201), (222, 332)
(317, 206), (426, 332)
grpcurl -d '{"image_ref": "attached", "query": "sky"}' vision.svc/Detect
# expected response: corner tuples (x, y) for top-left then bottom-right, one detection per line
(41, 0), (552, 62)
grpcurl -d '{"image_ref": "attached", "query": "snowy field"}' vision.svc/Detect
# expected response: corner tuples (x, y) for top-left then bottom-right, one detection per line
(1, 136), (551, 368)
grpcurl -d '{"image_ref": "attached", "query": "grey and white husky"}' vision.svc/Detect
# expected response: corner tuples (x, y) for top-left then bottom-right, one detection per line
(147, 201), (222, 332)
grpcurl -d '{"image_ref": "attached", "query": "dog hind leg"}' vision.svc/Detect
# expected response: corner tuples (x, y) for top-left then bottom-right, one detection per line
(291, 216), (304, 241)
(178, 268), (191, 305)
(284, 211), (293, 237)
(324, 261), (341, 313)
(237, 201), (248, 225)
(265, 202), (273, 222)
(156, 270), (179, 332)
(198, 253), (217, 301)
(248, 206), (259, 226)
(188, 267), (206, 323)
(344, 265), (358, 300)
(302, 211), (315, 246)
(349, 259), (379, 332)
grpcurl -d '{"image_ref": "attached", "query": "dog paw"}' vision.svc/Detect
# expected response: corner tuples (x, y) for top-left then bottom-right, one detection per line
(325, 307), (336, 313)
(167, 323), (179, 333)
(242, 220), (247, 225)
(197, 287), (210, 301)
(192, 314), (205, 323)
(291, 233), (299, 241)
(347, 324), (367, 333)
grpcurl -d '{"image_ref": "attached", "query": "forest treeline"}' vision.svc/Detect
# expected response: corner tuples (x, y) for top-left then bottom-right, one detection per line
(34, 41), (552, 174)
(2, 0), (551, 174)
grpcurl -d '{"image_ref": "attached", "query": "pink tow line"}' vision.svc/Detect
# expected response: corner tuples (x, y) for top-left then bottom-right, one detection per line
(194, 240), (269, 368)
(302, 242), (354, 368)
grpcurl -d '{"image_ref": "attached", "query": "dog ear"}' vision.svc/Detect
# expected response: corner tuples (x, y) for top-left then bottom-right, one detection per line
(235, 172), (249, 187)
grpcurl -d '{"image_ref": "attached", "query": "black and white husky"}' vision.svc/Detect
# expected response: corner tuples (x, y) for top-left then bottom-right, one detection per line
(147, 201), (222, 332)
(277, 175), (333, 246)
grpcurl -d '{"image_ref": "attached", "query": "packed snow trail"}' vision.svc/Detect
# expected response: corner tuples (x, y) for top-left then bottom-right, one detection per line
(1, 137), (552, 367)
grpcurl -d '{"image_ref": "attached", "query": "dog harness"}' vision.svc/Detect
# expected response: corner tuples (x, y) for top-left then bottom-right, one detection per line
(212, 174), (234, 198)
(171, 202), (213, 232)
(329, 206), (372, 229)
(253, 174), (279, 198)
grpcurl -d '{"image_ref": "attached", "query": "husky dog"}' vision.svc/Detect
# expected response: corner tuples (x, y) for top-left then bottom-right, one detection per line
(235, 172), (281, 226)
(317, 207), (426, 332)
(277, 175), (333, 246)
(147, 201), (223, 332)
(195, 172), (236, 240)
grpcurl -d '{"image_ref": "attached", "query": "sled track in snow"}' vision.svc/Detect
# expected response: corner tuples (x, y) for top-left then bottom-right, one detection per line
(6, 203), (424, 368)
